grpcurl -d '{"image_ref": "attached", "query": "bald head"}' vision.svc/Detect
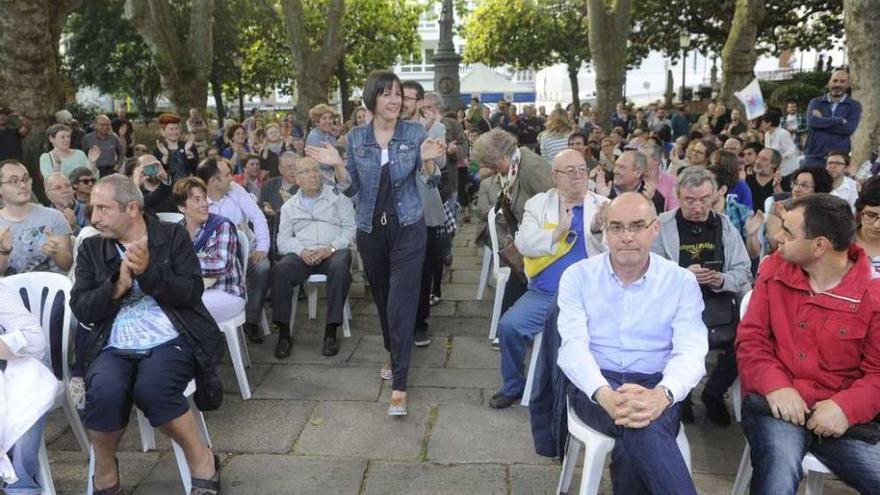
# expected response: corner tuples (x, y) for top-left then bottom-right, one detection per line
(552, 149), (588, 198)
(606, 191), (657, 223)
(95, 114), (112, 135)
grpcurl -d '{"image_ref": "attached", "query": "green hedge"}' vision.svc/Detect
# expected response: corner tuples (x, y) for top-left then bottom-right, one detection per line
(768, 82), (824, 110)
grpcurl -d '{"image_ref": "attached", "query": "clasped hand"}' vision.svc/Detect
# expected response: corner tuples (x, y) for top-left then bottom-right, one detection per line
(596, 384), (669, 429)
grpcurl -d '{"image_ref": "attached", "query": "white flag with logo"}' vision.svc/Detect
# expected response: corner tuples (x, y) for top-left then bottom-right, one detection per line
(734, 78), (766, 120)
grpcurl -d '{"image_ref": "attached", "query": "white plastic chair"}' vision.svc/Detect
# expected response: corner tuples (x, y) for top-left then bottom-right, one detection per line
(36, 436), (57, 495)
(486, 207), (510, 342)
(519, 332), (542, 407)
(289, 273), (352, 338)
(156, 212), (184, 223)
(90, 380), (212, 495)
(730, 290), (833, 495)
(211, 228), (253, 400)
(475, 246), (492, 300)
(557, 397), (692, 495)
(1, 273), (90, 454)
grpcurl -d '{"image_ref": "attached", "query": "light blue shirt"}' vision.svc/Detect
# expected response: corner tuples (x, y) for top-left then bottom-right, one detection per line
(556, 252), (708, 402)
(107, 279), (178, 351)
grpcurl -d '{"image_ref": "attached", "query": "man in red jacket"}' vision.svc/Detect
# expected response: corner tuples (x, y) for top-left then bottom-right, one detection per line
(736, 193), (880, 494)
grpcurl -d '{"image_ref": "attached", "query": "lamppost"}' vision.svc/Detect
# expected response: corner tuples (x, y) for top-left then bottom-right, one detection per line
(679, 33), (690, 102)
(233, 54), (244, 121)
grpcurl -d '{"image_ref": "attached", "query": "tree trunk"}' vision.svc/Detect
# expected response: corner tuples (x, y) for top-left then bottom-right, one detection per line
(337, 58), (351, 121)
(281, 0), (346, 126)
(567, 62), (581, 116)
(125, 0), (214, 115)
(587, 0), (631, 130)
(719, 0), (765, 108)
(0, 0), (79, 195)
(845, 0), (880, 167)
(210, 67), (227, 124)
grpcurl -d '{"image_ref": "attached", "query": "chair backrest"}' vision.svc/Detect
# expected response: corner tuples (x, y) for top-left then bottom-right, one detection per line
(157, 212), (184, 224)
(732, 289), (752, 422)
(739, 289), (752, 319)
(1, 272), (72, 381)
(487, 206), (503, 274)
(236, 227), (249, 280)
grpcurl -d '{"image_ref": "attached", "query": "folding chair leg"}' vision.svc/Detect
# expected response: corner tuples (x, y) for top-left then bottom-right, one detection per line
(136, 409), (156, 452)
(730, 444), (752, 495)
(307, 283), (319, 320)
(342, 299), (352, 338)
(288, 286), (300, 335)
(170, 440), (192, 494)
(488, 275), (508, 341)
(476, 247), (491, 300)
(260, 312), (271, 336)
(62, 397), (90, 454)
(237, 326), (252, 368)
(37, 438), (57, 495)
(556, 435), (581, 495)
(520, 332), (542, 407)
(222, 324), (252, 400)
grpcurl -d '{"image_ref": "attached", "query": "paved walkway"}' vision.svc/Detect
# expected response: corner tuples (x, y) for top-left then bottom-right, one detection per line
(40, 222), (857, 494)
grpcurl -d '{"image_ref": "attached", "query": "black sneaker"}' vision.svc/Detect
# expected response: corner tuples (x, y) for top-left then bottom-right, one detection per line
(680, 399), (695, 424)
(243, 323), (263, 344)
(414, 329), (431, 347)
(702, 391), (732, 427)
(489, 391), (521, 409)
(274, 337), (292, 358)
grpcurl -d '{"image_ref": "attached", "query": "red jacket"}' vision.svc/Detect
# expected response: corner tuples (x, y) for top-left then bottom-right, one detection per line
(736, 245), (880, 426)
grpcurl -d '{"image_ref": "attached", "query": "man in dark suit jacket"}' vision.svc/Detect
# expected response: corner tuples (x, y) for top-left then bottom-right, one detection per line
(259, 151), (299, 260)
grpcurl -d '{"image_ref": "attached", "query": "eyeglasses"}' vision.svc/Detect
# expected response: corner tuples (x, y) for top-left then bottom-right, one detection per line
(792, 180), (814, 190)
(296, 168), (321, 176)
(861, 210), (880, 225)
(78, 178), (97, 185)
(553, 167), (588, 178)
(1, 175), (31, 187)
(681, 195), (714, 207)
(605, 218), (656, 236)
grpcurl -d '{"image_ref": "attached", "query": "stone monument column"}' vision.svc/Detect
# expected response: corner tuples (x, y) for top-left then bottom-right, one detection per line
(433, 0), (463, 111)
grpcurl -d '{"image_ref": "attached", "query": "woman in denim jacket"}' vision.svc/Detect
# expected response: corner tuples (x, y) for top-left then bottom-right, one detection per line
(307, 71), (445, 416)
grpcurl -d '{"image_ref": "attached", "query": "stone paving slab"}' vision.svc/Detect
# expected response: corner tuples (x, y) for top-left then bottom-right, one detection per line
(216, 362), (272, 396)
(46, 449), (160, 495)
(450, 268), (487, 285)
(684, 422), (746, 475)
(446, 336), (504, 369)
(510, 463), (578, 495)
(420, 316), (491, 337)
(348, 334), (448, 368)
(379, 385), (483, 406)
(130, 452), (229, 495)
(428, 403), (553, 465)
(456, 300), (500, 318)
(351, 298), (457, 317)
(294, 401), (429, 460)
(219, 454), (368, 494)
(254, 364), (382, 401)
(244, 332), (361, 365)
(362, 461), (507, 495)
(203, 398), (311, 454)
(451, 255), (486, 270)
(407, 367), (501, 389)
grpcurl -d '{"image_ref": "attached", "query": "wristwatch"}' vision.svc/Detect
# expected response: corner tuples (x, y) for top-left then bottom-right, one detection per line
(660, 386), (674, 407)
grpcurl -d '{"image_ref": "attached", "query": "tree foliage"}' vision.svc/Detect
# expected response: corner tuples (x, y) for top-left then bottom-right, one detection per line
(631, 0), (843, 60)
(64, 0), (162, 119)
(463, 0), (590, 110)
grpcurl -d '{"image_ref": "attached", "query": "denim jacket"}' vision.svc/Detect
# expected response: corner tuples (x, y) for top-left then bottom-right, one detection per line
(341, 120), (439, 233)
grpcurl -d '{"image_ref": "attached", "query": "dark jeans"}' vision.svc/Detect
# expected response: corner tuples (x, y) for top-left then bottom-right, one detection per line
(271, 249), (352, 336)
(357, 217), (426, 391)
(84, 337), (194, 431)
(415, 227), (444, 333)
(703, 346), (738, 400)
(741, 394), (880, 494)
(571, 370), (697, 495)
(500, 273), (528, 316)
(246, 256), (272, 325)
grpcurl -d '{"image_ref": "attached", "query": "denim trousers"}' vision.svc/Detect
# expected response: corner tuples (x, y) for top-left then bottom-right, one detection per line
(3, 414), (47, 495)
(741, 394), (880, 494)
(571, 370), (697, 495)
(498, 288), (555, 397)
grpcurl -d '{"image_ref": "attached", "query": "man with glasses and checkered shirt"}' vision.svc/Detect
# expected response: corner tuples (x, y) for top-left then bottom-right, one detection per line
(0, 160), (72, 276)
(488, 149), (609, 409)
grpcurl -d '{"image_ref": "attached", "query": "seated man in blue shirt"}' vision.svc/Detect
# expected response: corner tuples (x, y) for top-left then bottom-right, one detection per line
(489, 149), (608, 409)
(557, 192), (709, 494)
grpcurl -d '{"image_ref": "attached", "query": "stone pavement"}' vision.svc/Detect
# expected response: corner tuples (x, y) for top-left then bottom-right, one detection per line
(38, 221), (858, 495)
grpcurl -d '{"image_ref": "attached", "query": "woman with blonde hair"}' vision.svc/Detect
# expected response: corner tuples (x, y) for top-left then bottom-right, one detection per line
(538, 108), (574, 161)
(305, 103), (338, 185)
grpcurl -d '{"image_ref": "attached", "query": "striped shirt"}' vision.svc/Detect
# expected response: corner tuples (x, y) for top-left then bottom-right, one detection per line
(539, 133), (570, 162)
